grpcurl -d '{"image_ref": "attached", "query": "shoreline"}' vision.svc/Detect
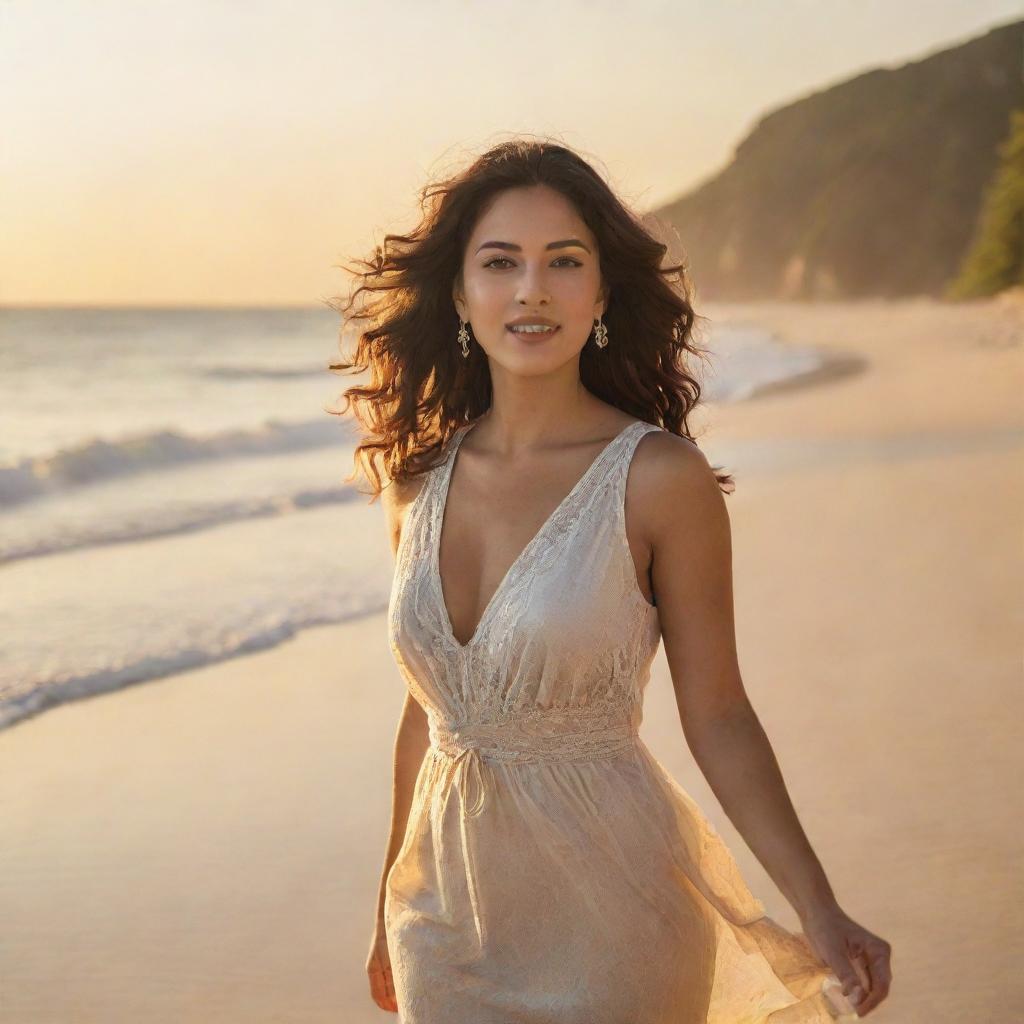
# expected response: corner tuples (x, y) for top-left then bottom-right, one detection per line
(0, 314), (864, 737)
(737, 345), (868, 400)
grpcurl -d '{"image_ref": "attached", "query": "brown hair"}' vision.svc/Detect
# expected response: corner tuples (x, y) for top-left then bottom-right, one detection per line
(326, 135), (733, 497)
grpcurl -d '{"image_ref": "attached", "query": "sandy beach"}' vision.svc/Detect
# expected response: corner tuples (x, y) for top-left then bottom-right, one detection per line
(1, 297), (1021, 1023)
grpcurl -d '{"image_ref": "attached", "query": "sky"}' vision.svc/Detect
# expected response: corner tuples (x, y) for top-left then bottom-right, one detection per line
(1, 0), (1019, 307)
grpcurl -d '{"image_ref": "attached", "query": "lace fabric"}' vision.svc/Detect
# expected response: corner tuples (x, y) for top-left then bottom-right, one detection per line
(384, 419), (852, 1023)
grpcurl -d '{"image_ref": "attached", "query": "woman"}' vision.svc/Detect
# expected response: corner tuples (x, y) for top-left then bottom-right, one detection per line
(331, 138), (892, 1022)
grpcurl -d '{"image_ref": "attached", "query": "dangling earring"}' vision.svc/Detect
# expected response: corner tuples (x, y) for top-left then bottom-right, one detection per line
(457, 318), (471, 358)
(592, 315), (609, 348)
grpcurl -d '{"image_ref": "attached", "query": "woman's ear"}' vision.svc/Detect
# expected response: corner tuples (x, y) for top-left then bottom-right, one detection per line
(452, 275), (466, 321)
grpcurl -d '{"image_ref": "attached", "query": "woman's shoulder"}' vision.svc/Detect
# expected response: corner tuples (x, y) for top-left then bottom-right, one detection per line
(631, 423), (707, 469)
(382, 470), (429, 509)
(380, 462), (436, 558)
(628, 426), (722, 530)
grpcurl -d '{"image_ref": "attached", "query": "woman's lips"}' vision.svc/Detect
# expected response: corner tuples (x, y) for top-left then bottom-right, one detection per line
(506, 326), (560, 341)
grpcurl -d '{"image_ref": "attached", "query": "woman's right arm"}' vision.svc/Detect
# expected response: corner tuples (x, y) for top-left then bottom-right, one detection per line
(367, 693), (429, 1013)
(373, 475), (432, 925)
(367, 475), (432, 1012)
(373, 690), (430, 926)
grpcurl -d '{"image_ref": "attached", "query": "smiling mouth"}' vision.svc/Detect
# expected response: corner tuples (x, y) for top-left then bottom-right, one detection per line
(506, 325), (560, 338)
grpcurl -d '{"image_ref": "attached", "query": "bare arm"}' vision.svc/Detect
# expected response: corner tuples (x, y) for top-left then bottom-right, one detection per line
(642, 435), (838, 921)
(374, 690), (430, 925)
(640, 435), (892, 1015)
(373, 479), (431, 927)
(367, 479), (431, 1012)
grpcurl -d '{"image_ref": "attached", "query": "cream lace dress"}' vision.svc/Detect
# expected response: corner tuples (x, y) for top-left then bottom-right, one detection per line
(384, 418), (851, 1023)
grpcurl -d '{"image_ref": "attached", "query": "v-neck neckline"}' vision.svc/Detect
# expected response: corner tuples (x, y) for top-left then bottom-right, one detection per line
(430, 418), (646, 651)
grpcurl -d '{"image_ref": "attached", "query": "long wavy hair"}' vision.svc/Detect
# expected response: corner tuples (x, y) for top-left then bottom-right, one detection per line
(326, 136), (733, 497)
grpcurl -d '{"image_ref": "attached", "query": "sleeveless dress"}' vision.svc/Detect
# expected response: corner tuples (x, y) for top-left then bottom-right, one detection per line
(384, 418), (851, 1024)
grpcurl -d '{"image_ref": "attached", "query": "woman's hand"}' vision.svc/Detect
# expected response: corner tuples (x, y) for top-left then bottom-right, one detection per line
(801, 903), (892, 1016)
(366, 921), (398, 1013)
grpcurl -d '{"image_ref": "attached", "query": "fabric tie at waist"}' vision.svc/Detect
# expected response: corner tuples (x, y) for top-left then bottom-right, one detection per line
(428, 706), (639, 817)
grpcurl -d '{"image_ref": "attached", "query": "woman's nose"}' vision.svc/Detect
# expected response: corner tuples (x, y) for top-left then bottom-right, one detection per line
(513, 268), (551, 306)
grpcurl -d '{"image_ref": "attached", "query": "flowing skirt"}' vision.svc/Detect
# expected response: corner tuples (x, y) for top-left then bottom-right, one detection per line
(385, 738), (853, 1024)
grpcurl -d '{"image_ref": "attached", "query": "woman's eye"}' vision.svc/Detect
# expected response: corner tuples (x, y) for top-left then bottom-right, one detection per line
(482, 256), (582, 269)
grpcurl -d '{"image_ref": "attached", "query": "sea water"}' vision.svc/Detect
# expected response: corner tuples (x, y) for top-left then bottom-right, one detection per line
(0, 307), (836, 730)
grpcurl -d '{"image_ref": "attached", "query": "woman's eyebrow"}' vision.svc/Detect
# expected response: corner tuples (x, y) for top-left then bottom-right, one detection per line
(476, 239), (592, 254)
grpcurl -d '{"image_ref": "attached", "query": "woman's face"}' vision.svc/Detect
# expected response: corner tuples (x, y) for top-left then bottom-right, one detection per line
(453, 184), (608, 375)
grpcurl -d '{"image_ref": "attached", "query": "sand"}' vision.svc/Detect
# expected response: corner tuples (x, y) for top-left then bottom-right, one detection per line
(1, 297), (1021, 1023)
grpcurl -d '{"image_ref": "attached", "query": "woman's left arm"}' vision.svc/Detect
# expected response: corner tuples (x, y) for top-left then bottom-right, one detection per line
(637, 434), (892, 1017)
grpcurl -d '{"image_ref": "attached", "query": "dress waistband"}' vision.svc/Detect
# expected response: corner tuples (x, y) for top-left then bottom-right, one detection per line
(428, 706), (639, 817)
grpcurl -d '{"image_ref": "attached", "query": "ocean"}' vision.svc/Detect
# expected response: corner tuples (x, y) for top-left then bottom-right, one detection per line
(0, 306), (837, 730)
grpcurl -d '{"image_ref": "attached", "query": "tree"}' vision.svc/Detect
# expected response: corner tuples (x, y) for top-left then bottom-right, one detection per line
(948, 109), (1024, 298)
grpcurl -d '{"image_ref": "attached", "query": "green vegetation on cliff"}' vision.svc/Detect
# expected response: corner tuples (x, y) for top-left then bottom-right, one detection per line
(948, 109), (1024, 298)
